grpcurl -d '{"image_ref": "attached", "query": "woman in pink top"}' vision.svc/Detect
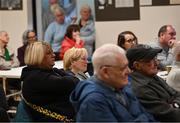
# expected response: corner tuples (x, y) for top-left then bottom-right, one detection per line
(60, 24), (84, 59)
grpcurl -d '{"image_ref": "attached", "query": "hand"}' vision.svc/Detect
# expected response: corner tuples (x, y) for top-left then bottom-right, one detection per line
(71, 16), (77, 23)
(75, 35), (81, 45)
(168, 39), (176, 48)
(11, 60), (14, 65)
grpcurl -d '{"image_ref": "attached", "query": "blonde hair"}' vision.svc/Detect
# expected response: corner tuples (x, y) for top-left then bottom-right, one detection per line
(24, 41), (50, 66)
(63, 47), (88, 70)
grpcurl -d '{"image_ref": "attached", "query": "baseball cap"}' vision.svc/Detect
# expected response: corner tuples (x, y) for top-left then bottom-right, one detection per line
(126, 44), (162, 69)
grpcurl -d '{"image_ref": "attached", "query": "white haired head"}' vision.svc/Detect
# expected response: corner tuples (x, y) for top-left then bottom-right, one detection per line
(92, 43), (125, 74)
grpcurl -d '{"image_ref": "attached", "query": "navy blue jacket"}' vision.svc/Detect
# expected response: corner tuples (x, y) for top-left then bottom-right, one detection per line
(70, 76), (156, 122)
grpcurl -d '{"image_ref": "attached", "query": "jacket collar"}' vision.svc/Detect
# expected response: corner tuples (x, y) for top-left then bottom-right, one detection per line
(129, 71), (156, 85)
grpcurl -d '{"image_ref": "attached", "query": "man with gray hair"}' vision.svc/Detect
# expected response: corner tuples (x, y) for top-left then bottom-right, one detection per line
(70, 44), (156, 122)
(44, 7), (69, 60)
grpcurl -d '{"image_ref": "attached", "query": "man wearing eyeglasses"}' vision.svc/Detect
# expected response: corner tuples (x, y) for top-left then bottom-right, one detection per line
(150, 25), (177, 70)
(127, 44), (180, 122)
(70, 44), (156, 122)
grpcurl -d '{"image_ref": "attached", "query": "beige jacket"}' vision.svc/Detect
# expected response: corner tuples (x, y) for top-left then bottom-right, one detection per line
(0, 46), (19, 70)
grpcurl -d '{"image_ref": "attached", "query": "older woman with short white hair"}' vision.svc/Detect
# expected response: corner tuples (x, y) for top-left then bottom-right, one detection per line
(167, 42), (180, 91)
(77, 4), (95, 57)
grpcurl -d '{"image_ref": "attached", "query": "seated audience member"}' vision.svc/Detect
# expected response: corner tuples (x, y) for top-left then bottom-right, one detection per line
(150, 25), (177, 70)
(117, 31), (138, 50)
(17, 29), (37, 66)
(126, 44), (180, 122)
(0, 31), (19, 70)
(77, 4), (95, 57)
(167, 42), (180, 91)
(63, 47), (89, 80)
(70, 44), (156, 122)
(0, 86), (10, 122)
(60, 24), (84, 59)
(15, 41), (79, 122)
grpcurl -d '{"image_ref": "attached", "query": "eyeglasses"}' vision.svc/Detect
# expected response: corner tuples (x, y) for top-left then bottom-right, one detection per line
(28, 35), (36, 39)
(73, 57), (88, 62)
(168, 32), (176, 36)
(125, 38), (136, 44)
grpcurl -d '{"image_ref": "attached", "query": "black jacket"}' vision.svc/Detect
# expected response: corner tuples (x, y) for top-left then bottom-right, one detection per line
(0, 86), (9, 121)
(130, 71), (180, 122)
(21, 66), (79, 121)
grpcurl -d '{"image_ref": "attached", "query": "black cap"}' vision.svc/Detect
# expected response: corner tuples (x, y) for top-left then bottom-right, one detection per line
(126, 44), (162, 69)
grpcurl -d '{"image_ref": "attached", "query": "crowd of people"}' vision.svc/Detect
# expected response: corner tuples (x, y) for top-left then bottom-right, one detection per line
(0, 0), (180, 122)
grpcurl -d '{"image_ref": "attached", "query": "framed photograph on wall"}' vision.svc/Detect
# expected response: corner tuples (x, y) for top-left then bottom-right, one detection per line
(95, 0), (140, 21)
(0, 0), (23, 10)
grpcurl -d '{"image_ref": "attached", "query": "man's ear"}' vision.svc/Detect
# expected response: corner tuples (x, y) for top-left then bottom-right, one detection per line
(133, 61), (141, 70)
(100, 66), (109, 79)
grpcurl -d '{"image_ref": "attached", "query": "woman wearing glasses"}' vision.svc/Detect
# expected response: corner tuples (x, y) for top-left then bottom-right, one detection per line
(17, 29), (37, 66)
(63, 47), (89, 80)
(117, 31), (138, 51)
(15, 41), (79, 122)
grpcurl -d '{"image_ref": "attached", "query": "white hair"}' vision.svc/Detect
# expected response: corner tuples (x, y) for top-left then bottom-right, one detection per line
(80, 4), (91, 13)
(53, 6), (65, 16)
(92, 43), (125, 74)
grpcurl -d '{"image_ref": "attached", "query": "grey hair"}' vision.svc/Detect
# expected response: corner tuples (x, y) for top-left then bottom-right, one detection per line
(53, 6), (65, 16)
(80, 4), (91, 13)
(92, 43), (125, 74)
(22, 29), (35, 45)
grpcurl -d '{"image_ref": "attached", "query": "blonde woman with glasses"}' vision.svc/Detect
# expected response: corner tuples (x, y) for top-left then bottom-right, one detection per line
(63, 47), (89, 80)
(15, 41), (79, 122)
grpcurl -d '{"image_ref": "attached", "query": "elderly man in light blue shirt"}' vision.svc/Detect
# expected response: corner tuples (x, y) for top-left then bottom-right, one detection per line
(44, 6), (73, 60)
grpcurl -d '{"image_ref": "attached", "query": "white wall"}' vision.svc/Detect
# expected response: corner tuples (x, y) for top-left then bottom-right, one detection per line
(95, 5), (180, 48)
(0, 0), (28, 54)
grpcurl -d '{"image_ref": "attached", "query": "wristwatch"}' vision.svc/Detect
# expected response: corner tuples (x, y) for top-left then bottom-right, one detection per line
(173, 102), (180, 108)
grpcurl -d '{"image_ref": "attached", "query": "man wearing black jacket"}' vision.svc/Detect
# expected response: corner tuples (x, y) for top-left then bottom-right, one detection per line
(127, 44), (180, 122)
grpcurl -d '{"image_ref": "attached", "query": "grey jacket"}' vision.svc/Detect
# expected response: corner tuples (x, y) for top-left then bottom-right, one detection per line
(130, 71), (180, 122)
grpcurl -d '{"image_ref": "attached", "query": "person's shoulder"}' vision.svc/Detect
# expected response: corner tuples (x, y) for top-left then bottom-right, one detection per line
(87, 19), (95, 24)
(53, 68), (66, 76)
(6, 46), (15, 55)
(148, 40), (161, 48)
(85, 91), (107, 103)
(18, 45), (26, 51)
(46, 21), (57, 28)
